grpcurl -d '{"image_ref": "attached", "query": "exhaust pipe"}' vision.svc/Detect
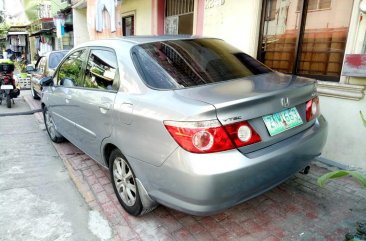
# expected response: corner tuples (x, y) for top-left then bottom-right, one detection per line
(299, 166), (310, 175)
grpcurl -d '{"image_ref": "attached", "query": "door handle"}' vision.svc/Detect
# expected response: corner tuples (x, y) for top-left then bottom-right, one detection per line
(99, 103), (111, 110)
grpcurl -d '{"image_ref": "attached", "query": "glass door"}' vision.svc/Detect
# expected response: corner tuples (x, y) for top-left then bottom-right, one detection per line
(258, 0), (353, 81)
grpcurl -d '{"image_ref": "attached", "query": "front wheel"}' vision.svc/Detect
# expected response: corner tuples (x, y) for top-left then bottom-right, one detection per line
(109, 149), (142, 216)
(6, 94), (11, 108)
(43, 107), (65, 143)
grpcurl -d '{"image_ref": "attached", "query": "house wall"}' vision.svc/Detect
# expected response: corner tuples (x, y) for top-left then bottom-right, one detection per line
(320, 95), (366, 169)
(120, 0), (153, 35)
(86, 0), (123, 40)
(202, 0), (262, 57)
(73, 8), (89, 46)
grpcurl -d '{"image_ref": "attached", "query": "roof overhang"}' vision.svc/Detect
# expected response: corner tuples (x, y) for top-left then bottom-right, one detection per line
(72, 0), (87, 9)
(8, 32), (29, 35)
(30, 29), (55, 36)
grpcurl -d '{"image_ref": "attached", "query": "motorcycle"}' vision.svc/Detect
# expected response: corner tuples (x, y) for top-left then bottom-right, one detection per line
(0, 60), (20, 108)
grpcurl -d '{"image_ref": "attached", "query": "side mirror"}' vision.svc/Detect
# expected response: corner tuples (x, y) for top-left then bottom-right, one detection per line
(26, 64), (35, 73)
(40, 76), (53, 87)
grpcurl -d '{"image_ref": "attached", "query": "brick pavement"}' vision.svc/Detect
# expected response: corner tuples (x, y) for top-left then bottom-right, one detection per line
(24, 94), (366, 241)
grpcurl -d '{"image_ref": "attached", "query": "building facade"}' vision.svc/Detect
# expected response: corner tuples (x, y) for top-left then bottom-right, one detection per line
(71, 0), (366, 169)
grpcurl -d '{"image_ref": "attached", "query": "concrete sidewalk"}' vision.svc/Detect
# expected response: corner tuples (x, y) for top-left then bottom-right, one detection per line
(25, 93), (366, 241)
(0, 93), (103, 241)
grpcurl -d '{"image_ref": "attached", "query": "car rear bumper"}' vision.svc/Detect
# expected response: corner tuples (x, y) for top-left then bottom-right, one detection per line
(148, 115), (328, 216)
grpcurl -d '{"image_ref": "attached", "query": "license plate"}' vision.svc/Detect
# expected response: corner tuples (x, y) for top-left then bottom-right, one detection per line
(263, 107), (303, 136)
(0, 85), (13, 90)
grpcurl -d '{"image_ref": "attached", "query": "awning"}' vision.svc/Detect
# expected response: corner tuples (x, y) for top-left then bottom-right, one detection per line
(30, 29), (55, 37)
(8, 32), (29, 35)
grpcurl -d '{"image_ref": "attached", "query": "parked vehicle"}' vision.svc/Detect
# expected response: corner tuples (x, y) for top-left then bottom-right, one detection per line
(30, 50), (68, 99)
(41, 37), (328, 216)
(0, 60), (20, 108)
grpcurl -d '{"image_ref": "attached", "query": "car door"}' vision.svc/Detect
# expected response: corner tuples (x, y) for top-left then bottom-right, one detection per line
(69, 48), (119, 162)
(50, 49), (88, 144)
(32, 56), (46, 93)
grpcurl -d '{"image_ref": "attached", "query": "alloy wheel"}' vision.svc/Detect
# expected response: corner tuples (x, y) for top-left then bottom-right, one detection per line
(113, 157), (137, 206)
(45, 110), (56, 140)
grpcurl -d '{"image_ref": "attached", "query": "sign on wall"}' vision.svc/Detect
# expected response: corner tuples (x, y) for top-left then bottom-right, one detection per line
(205, 0), (225, 9)
(342, 54), (366, 77)
(165, 16), (178, 35)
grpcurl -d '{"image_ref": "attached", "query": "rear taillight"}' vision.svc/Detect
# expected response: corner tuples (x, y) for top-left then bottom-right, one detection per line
(306, 97), (320, 122)
(164, 120), (261, 154)
(223, 121), (261, 148)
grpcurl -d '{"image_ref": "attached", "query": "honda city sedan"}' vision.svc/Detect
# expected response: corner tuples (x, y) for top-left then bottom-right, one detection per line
(41, 36), (327, 216)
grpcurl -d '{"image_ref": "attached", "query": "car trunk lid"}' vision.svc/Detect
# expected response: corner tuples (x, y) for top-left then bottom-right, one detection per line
(174, 72), (318, 153)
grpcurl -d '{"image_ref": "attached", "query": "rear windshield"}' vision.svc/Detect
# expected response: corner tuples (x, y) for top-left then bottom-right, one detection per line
(49, 51), (68, 69)
(132, 38), (272, 90)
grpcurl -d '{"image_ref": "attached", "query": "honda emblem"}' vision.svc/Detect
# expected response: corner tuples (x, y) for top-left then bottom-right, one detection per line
(281, 97), (290, 108)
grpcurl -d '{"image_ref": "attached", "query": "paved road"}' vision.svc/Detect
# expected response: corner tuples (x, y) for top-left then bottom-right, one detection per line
(0, 92), (109, 241)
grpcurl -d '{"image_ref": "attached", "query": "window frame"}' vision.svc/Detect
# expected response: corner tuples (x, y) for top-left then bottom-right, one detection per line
(54, 48), (88, 88)
(266, 0), (277, 21)
(297, 0), (332, 12)
(83, 47), (120, 92)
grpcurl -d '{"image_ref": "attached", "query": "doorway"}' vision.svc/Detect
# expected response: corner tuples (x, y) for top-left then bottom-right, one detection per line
(258, 0), (353, 81)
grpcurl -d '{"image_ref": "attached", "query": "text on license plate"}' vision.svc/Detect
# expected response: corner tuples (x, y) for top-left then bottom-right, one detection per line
(262, 107), (303, 136)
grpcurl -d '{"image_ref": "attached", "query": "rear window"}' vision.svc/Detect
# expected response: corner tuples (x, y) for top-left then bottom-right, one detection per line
(132, 38), (272, 90)
(49, 51), (68, 69)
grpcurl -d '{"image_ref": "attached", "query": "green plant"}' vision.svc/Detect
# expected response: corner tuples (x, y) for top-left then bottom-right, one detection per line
(361, 111), (366, 127)
(317, 170), (366, 188)
(14, 61), (26, 73)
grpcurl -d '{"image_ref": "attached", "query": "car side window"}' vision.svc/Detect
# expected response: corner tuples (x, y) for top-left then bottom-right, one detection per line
(57, 50), (86, 87)
(84, 49), (118, 91)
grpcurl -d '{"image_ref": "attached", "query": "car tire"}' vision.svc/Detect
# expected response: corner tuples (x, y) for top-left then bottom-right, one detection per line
(6, 94), (11, 108)
(109, 149), (143, 216)
(43, 107), (65, 143)
(31, 84), (40, 100)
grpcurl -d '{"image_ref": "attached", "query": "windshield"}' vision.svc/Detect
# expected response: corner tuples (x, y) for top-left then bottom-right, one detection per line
(49, 51), (68, 69)
(132, 38), (272, 90)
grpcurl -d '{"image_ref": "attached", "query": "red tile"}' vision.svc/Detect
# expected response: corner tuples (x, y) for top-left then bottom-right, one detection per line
(94, 169), (106, 178)
(172, 227), (196, 241)
(115, 224), (139, 241)
(263, 235), (281, 241)
(221, 220), (248, 237)
(91, 183), (104, 193)
(99, 176), (111, 186)
(198, 217), (227, 238)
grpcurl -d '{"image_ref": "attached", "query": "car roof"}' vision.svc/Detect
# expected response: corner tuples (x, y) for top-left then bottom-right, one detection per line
(40, 50), (69, 58)
(76, 35), (200, 49)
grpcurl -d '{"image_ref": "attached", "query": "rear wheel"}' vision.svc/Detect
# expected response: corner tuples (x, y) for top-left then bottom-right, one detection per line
(109, 149), (142, 216)
(6, 95), (11, 108)
(43, 107), (65, 143)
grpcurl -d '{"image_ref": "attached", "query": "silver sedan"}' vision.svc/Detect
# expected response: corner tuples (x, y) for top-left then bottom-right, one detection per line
(41, 36), (327, 216)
